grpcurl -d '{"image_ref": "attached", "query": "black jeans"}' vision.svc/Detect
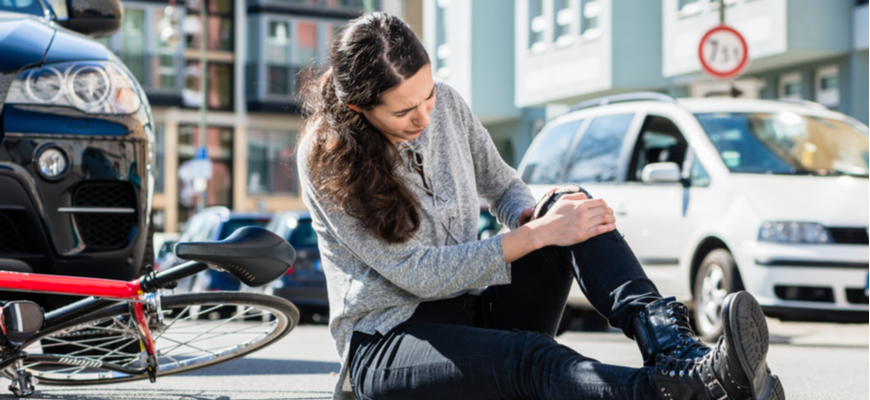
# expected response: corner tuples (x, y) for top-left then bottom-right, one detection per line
(349, 230), (663, 400)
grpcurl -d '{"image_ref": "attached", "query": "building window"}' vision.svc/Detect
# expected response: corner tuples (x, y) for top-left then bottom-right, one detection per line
(247, 130), (298, 195)
(324, 0), (364, 8)
(529, 0), (547, 51)
(778, 72), (802, 100)
(815, 65), (840, 108)
(184, 62), (234, 110)
(554, 0), (574, 46)
(267, 21), (291, 95)
(249, 16), (344, 102)
(184, 0), (234, 52)
(435, 0), (450, 77)
(580, 0), (600, 39)
(177, 125), (234, 222)
(98, 4), (185, 94)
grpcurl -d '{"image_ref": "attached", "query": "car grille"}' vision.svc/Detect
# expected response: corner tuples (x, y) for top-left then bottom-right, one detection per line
(828, 227), (869, 245)
(845, 288), (869, 305)
(0, 213), (25, 254)
(72, 183), (137, 251)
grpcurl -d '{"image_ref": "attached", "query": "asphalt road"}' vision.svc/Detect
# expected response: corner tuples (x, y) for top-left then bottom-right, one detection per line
(6, 318), (867, 400)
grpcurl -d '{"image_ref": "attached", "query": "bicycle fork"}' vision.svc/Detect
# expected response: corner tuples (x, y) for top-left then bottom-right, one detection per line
(133, 293), (161, 383)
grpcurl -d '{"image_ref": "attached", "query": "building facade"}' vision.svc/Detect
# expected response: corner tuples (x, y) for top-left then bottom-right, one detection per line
(101, 0), (405, 233)
(513, 0), (868, 125)
(422, 0), (546, 168)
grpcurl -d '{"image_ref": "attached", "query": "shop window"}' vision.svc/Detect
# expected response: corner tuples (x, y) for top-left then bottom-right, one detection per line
(247, 130), (298, 195)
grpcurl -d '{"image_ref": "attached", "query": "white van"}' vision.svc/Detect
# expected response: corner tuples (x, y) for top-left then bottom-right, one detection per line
(516, 93), (869, 340)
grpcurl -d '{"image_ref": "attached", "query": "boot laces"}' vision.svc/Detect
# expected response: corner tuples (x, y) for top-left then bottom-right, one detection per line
(658, 354), (700, 379)
(667, 302), (709, 352)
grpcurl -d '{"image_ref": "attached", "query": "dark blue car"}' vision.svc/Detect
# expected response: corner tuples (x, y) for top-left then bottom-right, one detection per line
(266, 211), (327, 323)
(0, 0), (154, 309)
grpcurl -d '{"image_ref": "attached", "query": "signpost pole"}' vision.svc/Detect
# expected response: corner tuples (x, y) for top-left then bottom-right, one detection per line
(198, 0), (209, 213)
(719, 0), (725, 24)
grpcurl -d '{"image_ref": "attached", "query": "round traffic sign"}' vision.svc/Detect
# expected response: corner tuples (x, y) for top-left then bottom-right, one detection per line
(698, 25), (749, 79)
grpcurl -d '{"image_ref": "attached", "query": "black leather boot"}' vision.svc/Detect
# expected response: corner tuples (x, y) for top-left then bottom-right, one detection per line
(653, 292), (785, 400)
(632, 296), (711, 366)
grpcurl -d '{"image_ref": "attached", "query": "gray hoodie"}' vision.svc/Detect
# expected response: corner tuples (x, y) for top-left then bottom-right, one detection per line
(297, 81), (536, 399)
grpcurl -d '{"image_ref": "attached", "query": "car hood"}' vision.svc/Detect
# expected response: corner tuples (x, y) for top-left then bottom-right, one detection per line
(0, 16), (107, 73)
(0, 16), (54, 71)
(731, 174), (869, 226)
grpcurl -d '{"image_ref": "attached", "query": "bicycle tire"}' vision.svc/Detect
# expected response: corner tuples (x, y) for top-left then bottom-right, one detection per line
(14, 292), (299, 385)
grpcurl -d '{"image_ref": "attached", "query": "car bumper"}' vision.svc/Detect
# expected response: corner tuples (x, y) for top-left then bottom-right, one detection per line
(738, 241), (869, 314)
(0, 132), (151, 282)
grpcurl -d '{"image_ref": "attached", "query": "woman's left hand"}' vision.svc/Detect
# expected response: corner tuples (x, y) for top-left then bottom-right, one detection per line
(517, 206), (535, 227)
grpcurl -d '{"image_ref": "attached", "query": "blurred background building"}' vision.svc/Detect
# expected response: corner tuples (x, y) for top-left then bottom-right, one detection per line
(99, 0), (405, 233)
(102, 0), (867, 233)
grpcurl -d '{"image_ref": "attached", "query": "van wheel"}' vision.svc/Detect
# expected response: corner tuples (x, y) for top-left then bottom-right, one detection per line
(693, 249), (742, 342)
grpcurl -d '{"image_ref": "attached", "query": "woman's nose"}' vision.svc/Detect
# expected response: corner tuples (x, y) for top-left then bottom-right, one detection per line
(413, 106), (430, 128)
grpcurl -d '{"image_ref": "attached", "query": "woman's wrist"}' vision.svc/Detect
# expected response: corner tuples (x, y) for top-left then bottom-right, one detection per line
(501, 222), (546, 264)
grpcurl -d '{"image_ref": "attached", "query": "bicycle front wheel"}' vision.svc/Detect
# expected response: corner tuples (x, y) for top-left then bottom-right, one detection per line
(17, 292), (299, 385)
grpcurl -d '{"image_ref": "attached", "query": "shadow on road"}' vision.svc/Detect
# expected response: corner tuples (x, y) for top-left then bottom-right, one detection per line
(177, 358), (341, 376)
(0, 388), (332, 400)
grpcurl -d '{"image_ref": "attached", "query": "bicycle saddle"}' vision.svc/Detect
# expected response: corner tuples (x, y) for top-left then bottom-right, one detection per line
(174, 227), (296, 287)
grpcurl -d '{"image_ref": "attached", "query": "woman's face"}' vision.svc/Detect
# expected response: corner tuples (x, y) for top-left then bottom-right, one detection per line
(354, 64), (436, 144)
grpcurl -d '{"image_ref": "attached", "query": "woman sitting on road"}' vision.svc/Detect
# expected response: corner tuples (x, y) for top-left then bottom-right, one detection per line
(297, 12), (784, 400)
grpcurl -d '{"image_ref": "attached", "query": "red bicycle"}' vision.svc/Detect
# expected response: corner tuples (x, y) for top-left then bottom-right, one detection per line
(0, 227), (300, 397)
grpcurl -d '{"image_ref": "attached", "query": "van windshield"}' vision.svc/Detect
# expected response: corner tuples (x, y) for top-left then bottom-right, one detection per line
(695, 112), (869, 177)
(0, 0), (44, 16)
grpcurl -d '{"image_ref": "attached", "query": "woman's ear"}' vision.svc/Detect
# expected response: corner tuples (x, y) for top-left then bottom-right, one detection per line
(346, 104), (363, 113)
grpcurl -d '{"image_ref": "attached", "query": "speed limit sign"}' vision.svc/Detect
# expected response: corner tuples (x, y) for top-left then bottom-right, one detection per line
(698, 25), (749, 79)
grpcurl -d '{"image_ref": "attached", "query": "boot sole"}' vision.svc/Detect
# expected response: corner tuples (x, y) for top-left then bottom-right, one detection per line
(723, 292), (785, 400)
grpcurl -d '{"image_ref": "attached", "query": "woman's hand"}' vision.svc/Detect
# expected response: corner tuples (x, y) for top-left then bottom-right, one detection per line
(501, 193), (616, 264)
(528, 192), (616, 248)
(517, 206), (535, 227)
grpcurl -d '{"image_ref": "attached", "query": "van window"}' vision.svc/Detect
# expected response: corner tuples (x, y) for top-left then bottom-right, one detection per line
(689, 159), (710, 187)
(564, 114), (634, 183)
(520, 119), (584, 184)
(629, 116), (688, 182)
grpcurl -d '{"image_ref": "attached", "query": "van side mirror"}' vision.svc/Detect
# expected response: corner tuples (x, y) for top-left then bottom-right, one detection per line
(641, 162), (681, 184)
(57, 0), (123, 38)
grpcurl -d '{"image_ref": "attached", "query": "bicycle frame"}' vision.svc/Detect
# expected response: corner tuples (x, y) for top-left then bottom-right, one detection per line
(0, 261), (210, 393)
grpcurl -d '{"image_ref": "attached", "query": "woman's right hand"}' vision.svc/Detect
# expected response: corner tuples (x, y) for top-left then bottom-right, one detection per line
(528, 192), (616, 248)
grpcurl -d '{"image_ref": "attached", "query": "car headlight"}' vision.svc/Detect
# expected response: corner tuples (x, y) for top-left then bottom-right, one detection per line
(758, 222), (832, 244)
(5, 60), (142, 115)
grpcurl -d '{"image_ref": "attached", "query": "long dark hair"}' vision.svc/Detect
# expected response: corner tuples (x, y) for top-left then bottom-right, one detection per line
(300, 12), (430, 244)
